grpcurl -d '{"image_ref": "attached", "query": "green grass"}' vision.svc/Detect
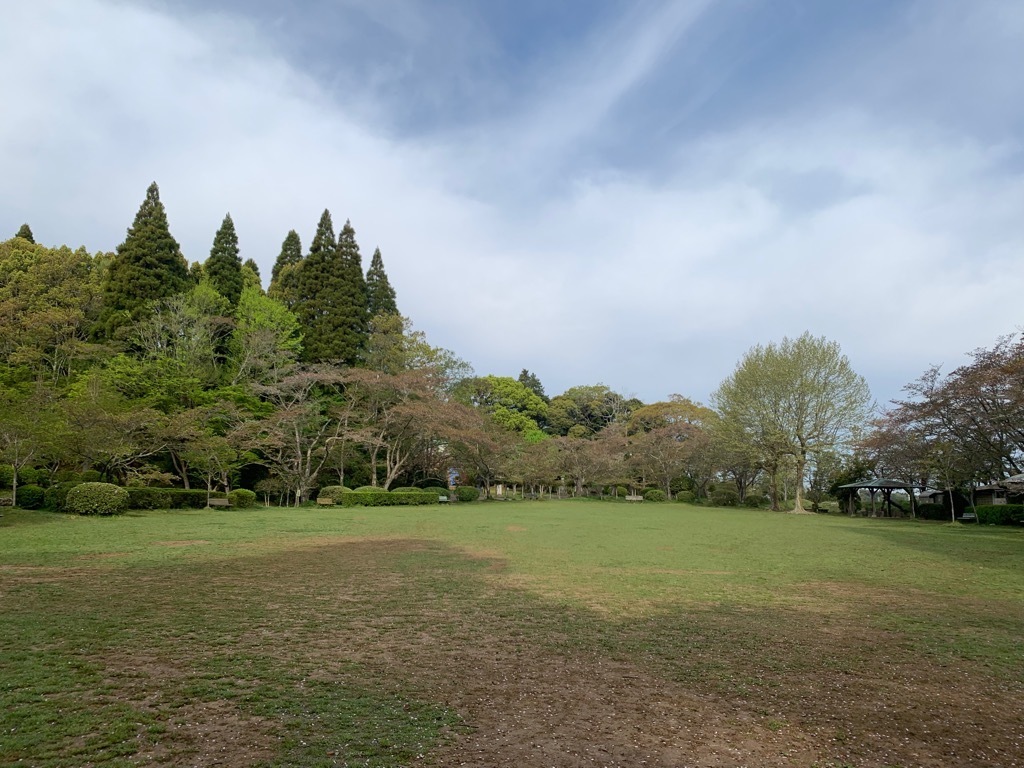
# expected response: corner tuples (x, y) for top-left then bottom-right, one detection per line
(1, 501), (1022, 766)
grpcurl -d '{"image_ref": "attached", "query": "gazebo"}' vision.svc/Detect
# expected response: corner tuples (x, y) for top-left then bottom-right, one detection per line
(836, 478), (923, 518)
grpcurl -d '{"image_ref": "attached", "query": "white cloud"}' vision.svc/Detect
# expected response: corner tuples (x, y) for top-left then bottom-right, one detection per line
(1, 0), (1022, 408)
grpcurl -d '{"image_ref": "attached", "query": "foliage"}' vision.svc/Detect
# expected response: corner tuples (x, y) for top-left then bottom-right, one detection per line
(742, 494), (764, 508)
(712, 333), (871, 512)
(517, 369), (547, 401)
(546, 384), (636, 437)
(268, 229), (303, 310)
(65, 482), (130, 515)
(710, 487), (740, 507)
(390, 487), (421, 493)
(454, 485), (478, 502)
(125, 487), (173, 509)
(99, 182), (189, 337)
(43, 481), (82, 512)
(205, 213), (243, 306)
(228, 488), (257, 508)
(643, 489), (667, 502)
(675, 490), (695, 503)
(318, 486), (350, 502)
(339, 490), (438, 506)
(228, 287), (302, 385)
(17, 466), (43, 486)
(915, 503), (947, 521)
(365, 247), (398, 317)
(15, 223), (34, 242)
(974, 504), (1024, 526)
(16, 484), (45, 509)
(0, 463), (13, 487)
(354, 485), (381, 492)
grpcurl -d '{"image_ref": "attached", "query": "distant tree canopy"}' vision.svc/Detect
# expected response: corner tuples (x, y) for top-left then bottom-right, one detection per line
(15, 223), (34, 243)
(205, 213), (243, 306)
(366, 247), (398, 318)
(712, 332), (871, 512)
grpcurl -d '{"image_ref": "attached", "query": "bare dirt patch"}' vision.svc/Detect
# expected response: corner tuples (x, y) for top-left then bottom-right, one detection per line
(153, 540), (211, 547)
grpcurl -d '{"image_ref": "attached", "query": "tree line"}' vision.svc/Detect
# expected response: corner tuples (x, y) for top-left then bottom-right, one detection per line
(3, 185), (1021, 511)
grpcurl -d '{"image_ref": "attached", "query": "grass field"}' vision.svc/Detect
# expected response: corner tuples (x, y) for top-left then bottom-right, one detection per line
(2, 501), (1022, 767)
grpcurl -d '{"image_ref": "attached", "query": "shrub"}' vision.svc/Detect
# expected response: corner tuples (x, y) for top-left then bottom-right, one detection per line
(45, 481), (83, 513)
(643, 489), (667, 502)
(340, 491), (438, 507)
(974, 504), (1024, 526)
(742, 495), (764, 508)
(0, 464), (14, 489)
(318, 486), (350, 502)
(421, 486), (449, 496)
(159, 489), (224, 509)
(915, 502), (948, 521)
(228, 489), (257, 508)
(355, 485), (381, 492)
(710, 487), (740, 507)
(390, 487), (421, 493)
(16, 484), (46, 509)
(675, 490), (696, 503)
(66, 482), (130, 516)
(126, 487), (173, 509)
(454, 486), (478, 502)
(17, 467), (43, 487)
(80, 469), (103, 483)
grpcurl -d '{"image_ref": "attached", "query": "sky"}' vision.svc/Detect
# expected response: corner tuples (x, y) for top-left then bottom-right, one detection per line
(2, 0), (1023, 408)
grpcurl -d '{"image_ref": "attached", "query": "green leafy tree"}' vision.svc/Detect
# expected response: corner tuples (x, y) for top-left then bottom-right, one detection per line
(99, 182), (189, 337)
(711, 332), (872, 512)
(227, 287), (302, 385)
(241, 259), (262, 292)
(15, 224), (34, 243)
(297, 216), (368, 364)
(454, 375), (548, 441)
(268, 229), (302, 308)
(365, 247), (398, 317)
(205, 213), (243, 306)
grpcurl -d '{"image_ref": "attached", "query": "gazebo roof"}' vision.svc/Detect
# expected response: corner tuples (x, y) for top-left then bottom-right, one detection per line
(837, 478), (920, 491)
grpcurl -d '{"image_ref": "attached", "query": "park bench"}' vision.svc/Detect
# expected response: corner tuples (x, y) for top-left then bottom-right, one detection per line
(316, 497), (335, 506)
(625, 495), (644, 502)
(956, 511), (977, 523)
(208, 498), (230, 508)
(438, 495), (449, 503)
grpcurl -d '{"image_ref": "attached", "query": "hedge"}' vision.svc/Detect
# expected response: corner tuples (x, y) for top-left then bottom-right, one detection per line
(228, 488), (257, 508)
(17, 484), (46, 509)
(453, 486), (478, 502)
(915, 502), (949, 521)
(340, 491), (438, 507)
(126, 487), (173, 509)
(390, 487), (421, 493)
(974, 504), (1024, 526)
(354, 485), (381, 493)
(66, 482), (130, 516)
(318, 486), (351, 502)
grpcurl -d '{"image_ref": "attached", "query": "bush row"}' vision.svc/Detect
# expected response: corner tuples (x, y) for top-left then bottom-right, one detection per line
(340, 491), (440, 507)
(974, 504), (1024, 526)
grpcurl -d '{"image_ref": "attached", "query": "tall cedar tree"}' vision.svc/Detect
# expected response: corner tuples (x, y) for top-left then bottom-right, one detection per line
(100, 182), (189, 336)
(15, 224), (34, 243)
(268, 229), (303, 309)
(365, 247), (399, 317)
(241, 258), (262, 292)
(297, 216), (368, 364)
(205, 213), (244, 306)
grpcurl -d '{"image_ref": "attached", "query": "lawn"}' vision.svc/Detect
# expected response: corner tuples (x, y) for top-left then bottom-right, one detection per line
(1, 501), (1022, 767)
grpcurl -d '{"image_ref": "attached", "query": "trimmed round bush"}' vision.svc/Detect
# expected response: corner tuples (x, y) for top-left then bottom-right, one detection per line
(228, 488), (257, 508)
(421, 486), (449, 496)
(355, 485), (383, 493)
(710, 487), (740, 507)
(66, 482), (129, 516)
(17, 467), (43, 487)
(675, 490), (696, 503)
(454, 486), (478, 502)
(643, 489), (667, 502)
(390, 487), (421, 493)
(17, 484), (46, 509)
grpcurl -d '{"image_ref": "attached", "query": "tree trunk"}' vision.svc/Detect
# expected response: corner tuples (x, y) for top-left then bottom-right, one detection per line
(792, 449), (807, 512)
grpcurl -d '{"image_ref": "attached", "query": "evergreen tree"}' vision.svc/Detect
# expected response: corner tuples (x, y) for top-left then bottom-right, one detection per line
(241, 259), (262, 292)
(518, 369), (548, 402)
(296, 216), (368, 364)
(99, 182), (189, 337)
(15, 223), (34, 243)
(268, 229), (302, 309)
(205, 213), (244, 306)
(365, 247), (398, 317)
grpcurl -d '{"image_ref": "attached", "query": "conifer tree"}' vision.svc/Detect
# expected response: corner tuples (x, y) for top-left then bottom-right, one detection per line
(296, 215), (368, 364)
(241, 259), (262, 292)
(15, 224), (34, 243)
(268, 229), (303, 309)
(99, 182), (189, 337)
(205, 213), (244, 306)
(271, 230), (302, 283)
(365, 247), (399, 317)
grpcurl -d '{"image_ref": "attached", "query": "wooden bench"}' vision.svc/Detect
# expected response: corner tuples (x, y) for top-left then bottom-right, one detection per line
(438, 495), (449, 503)
(316, 497), (336, 506)
(625, 495), (644, 502)
(208, 498), (230, 507)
